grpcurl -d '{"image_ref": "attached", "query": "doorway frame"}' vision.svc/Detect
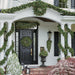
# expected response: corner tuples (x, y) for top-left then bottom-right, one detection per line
(15, 22), (38, 65)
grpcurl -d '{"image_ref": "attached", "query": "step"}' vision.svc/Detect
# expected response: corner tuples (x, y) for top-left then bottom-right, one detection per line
(22, 66), (53, 75)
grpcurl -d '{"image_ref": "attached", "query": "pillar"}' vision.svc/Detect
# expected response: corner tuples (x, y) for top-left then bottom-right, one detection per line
(68, 23), (72, 57)
(7, 21), (13, 57)
(0, 22), (4, 61)
(60, 23), (65, 59)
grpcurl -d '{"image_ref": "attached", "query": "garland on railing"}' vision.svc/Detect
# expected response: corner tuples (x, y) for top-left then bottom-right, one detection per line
(0, 24), (15, 65)
(58, 24), (74, 58)
(0, 1), (75, 16)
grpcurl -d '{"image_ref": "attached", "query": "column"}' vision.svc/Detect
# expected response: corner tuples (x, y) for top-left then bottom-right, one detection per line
(60, 23), (65, 59)
(7, 22), (13, 57)
(4, 0), (8, 9)
(0, 22), (4, 61)
(68, 23), (72, 57)
(1, 0), (3, 9)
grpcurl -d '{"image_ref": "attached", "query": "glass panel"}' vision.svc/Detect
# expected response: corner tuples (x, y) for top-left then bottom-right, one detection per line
(71, 0), (75, 9)
(54, 0), (67, 8)
(54, 0), (59, 7)
(16, 32), (19, 55)
(33, 32), (36, 61)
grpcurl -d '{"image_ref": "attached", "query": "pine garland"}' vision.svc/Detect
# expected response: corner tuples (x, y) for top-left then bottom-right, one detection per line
(0, 24), (7, 36)
(0, 1), (75, 16)
(0, 41), (14, 65)
(15, 21), (39, 29)
(0, 24), (14, 52)
(58, 24), (74, 58)
(47, 39), (52, 52)
(0, 24), (14, 65)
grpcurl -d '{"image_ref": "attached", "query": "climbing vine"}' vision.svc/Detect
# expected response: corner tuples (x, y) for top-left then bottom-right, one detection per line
(58, 24), (74, 58)
(0, 1), (75, 16)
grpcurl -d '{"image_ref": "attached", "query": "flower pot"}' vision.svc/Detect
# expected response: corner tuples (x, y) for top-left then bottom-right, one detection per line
(40, 56), (46, 67)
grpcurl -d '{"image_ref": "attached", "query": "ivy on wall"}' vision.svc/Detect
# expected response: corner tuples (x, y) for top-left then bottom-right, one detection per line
(0, 1), (75, 16)
(0, 24), (14, 66)
(58, 24), (74, 58)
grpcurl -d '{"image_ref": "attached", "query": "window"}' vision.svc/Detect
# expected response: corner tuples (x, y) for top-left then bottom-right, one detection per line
(72, 32), (75, 56)
(54, 0), (67, 8)
(54, 32), (60, 56)
(71, 0), (75, 9)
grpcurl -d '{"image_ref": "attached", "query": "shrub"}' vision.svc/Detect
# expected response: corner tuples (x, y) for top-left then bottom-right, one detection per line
(0, 68), (4, 75)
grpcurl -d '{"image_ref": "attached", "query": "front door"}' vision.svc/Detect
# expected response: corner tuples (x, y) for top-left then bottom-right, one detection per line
(19, 29), (33, 64)
(17, 29), (38, 65)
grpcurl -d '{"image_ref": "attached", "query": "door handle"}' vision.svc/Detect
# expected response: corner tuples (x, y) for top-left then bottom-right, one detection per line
(31, 49), (32, 56)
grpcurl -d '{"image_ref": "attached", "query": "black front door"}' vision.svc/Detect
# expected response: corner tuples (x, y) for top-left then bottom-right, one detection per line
(19, 30), (33, 65)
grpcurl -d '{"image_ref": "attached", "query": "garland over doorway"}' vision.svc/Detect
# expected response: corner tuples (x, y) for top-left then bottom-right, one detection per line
(0, 1), (75, 16)
(15, 21), (39, 29)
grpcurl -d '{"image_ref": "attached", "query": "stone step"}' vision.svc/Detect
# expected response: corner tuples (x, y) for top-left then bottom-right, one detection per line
(22, 66), (53, 75)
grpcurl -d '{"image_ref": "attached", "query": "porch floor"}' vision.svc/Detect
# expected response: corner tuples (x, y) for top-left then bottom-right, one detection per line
(22, 66), (54, 75)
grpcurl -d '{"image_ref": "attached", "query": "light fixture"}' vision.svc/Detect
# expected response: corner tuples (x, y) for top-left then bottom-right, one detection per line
(47, 31), (52, 40)
(25, 66), (30, 74)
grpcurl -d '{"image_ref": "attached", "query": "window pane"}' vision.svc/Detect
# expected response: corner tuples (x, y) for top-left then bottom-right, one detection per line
(54, 32), (60, 56)
(71, 0), (75, 9)
(54, 0), (67, 8)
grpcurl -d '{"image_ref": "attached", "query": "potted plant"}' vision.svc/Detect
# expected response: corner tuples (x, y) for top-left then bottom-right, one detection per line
(65, 56), (70, 59)
(39, 47), (48, 67)
(0, 68), (4, 75)
(57, 58), (61, 62)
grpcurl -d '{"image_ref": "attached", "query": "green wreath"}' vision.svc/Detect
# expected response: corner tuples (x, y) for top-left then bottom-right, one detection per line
(20, 36), (32, 47)
(33, 1), (47, 16)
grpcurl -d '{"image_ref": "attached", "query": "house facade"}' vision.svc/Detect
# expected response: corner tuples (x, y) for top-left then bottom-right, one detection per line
(0, 0), (75, 69)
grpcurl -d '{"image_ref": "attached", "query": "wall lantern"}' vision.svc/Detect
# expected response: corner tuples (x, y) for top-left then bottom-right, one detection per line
(25, 66), (30, 74)
(47, 31), (52, 40)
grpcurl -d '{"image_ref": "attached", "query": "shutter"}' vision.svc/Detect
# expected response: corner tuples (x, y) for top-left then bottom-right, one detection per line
(71, 0), (75, 8)
(54, 32), (59, 56)
(72, 32), (75, 55)
(54, 0), (59, 7)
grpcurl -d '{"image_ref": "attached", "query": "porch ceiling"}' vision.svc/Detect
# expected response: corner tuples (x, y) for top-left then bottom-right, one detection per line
(34, 17), (55, 22)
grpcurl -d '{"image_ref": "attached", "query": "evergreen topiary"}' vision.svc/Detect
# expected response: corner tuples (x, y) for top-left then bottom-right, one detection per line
(39, 49), (48, 57)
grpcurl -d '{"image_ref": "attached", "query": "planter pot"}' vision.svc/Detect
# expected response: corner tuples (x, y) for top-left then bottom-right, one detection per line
(40, 56), (46, 67)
